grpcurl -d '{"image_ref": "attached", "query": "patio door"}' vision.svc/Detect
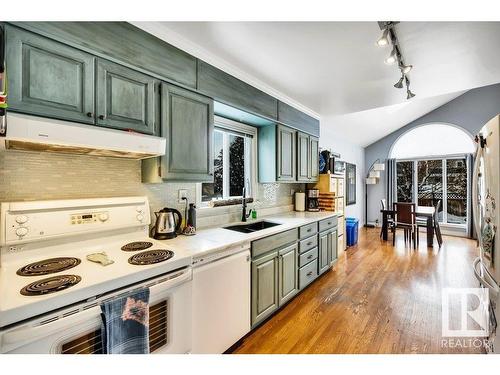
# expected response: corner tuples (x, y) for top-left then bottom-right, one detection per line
(396, 156), (469, 229)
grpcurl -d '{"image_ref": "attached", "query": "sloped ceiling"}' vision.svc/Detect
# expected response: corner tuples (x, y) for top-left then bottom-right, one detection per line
(133, 21), (500, 146)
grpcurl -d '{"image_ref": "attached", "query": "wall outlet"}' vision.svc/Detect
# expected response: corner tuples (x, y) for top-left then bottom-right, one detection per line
(178, 189), (188, 203)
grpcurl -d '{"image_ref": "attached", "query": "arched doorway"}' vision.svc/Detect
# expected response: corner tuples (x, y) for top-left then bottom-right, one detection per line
(389, 123), (475, 235)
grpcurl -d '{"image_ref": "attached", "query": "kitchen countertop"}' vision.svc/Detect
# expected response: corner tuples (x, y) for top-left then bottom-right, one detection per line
(160, 211), (339, 260)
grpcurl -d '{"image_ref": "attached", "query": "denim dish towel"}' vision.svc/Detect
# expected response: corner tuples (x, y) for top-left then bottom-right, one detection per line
(101, 288), (150, 354)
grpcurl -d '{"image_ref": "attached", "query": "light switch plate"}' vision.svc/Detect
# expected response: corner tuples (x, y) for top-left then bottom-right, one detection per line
(178, 189), (188, 203)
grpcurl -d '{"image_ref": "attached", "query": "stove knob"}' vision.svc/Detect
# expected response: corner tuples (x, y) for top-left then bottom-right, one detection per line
(98, 213), (109, 222)
(16, 227), (29, 237)
(15, 215), (28, 224)
(136, 214), (144, 222)
(136, 206), (144, 213)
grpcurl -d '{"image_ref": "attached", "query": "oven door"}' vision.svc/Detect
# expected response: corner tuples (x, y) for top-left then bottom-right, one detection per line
(0, 268), (192, 354)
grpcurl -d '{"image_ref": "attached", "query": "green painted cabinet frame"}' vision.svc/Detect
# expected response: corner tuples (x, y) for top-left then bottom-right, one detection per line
(5, 24), (95, 124)
(318, 227), (338, 275)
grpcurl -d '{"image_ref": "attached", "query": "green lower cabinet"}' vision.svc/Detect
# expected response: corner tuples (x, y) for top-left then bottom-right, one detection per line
(329, 229), (338, 265)
(278, 244), (299, 306)
(318, 231), (330, 275)
(251, 251), (279, 327)
(96, 59), (158, 135)
(319, 228), (338, 274)
(6, 25), (95, 124)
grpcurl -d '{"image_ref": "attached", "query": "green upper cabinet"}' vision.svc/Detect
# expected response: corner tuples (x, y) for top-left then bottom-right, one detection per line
(278, 101), (320, 137)
(160, 83), (214, 181)
(96, 59), (158, 135)
(5, 25), (95, 124)
(277, 125), (296, 182)
(11, 22), (197, 88)
(297, 132), (310, 182)
(197, 61), (278, 120)
(310, 136), (319, 182)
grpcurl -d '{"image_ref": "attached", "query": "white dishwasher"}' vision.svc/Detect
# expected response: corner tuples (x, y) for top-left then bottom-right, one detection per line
(192, 245), (251, 354)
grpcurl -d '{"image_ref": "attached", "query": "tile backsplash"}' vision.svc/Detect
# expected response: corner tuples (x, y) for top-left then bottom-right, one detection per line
(0, 150), (304, 228)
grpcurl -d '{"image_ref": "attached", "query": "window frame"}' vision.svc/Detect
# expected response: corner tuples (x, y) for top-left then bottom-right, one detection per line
(197, 116), (258, 208)
(395, 153), (470, 228)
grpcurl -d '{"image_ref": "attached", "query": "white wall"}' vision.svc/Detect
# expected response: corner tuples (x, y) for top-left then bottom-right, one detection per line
(320, 117), (366, 225)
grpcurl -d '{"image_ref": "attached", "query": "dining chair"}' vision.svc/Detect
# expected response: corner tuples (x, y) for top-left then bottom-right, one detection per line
(380, 199), (394, 239)
(417, 200), (443, 247)
(392, 202), (418, 249)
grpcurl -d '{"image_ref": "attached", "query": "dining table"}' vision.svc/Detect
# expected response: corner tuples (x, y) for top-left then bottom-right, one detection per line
(380, 206), (436, 247)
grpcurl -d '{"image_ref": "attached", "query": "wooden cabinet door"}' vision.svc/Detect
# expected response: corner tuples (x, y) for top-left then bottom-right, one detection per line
(96, 59), (158, 135)
(318, 231), (330, 275)
(160, 83), (214, 181)
(6, 25), (95, 124)
(278, 244), (298, 306)
(277, 125), (296, 182)
(309, 136), (319, 182)
(329, 229), (338, 265)
(252, 251), (279, 327)
(297, 132), (310, 182)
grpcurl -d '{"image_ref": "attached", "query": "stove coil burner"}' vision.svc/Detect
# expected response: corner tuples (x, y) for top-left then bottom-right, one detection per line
(121, 241), (153, 252)
(20, 275), (82, 296)
(128, 250), (174, 265)
(16, 257), (81, 276)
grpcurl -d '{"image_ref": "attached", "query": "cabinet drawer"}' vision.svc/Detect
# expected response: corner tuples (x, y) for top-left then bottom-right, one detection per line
(299, 235), (318, 254)
(251, 229), (298, 258)
(318, 216), (338, 232)
(299, 259), (318, 290)
(299, 223), (318, 239)
(299, 247), (318, 267)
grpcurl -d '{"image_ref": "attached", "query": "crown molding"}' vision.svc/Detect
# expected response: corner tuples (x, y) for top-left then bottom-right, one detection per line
(130, 22), (321, 120)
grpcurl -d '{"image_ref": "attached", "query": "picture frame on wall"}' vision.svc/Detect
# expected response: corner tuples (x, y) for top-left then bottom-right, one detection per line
(346, 162), (356, 206)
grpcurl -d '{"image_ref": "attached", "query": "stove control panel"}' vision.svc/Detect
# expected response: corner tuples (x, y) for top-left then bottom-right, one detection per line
(70, 211), (108, 225)
(0, 196), (151, 245)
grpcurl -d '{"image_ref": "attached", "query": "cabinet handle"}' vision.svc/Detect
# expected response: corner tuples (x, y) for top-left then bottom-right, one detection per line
(307, 271), (313, 277)
(307, 228), (312, 232)
(99, 115), (105, 120)
(307, 242), (312, 246)
(86, 112), (93, 118)
(307, 254), (313, 260)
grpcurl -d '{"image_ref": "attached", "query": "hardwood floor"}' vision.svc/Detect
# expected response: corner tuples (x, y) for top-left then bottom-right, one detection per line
(231, 228), (484, 354)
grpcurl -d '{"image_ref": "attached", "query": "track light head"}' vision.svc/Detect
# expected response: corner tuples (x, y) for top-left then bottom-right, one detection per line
(406, 89), (416, 99)
(394, 75), (404, 89)
(400, 64), (413, 74)
(376, 28), (390, 47)
(384, 47), (397, 65)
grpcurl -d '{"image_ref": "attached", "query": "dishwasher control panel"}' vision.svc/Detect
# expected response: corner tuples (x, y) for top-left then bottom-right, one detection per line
(192, 242), (250, 266)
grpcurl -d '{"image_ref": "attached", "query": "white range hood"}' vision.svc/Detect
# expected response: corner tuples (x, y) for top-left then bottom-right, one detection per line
(0, 113), (165, 159)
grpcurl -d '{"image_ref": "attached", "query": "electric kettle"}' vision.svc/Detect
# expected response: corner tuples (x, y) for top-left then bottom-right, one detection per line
(151, 207), (182, 240)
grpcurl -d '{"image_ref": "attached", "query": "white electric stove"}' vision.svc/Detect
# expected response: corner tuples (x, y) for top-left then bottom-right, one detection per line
(0, 196), (192, 354)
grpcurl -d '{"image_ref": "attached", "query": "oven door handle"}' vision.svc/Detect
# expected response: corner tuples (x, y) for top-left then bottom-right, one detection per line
(2, 306), (102, 346)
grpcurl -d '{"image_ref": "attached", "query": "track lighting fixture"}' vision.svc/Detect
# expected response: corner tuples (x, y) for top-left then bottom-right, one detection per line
(376, 28), (389, 46)
(405, 76), (416, 99)
(376, 21), (416, 99)
(384, 47), (397, 65)
(400, 63), (413, 74)
(394, 74), (404, 89)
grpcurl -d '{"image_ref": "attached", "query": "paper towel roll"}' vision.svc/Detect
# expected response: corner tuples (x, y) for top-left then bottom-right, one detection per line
(295, 192), (306, 212)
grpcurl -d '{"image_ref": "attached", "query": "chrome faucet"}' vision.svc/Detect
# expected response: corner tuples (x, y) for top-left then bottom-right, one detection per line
(241, 186), (252, 222)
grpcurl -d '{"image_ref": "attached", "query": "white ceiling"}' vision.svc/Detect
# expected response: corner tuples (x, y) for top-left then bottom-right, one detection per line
(133, 21), (500, 146)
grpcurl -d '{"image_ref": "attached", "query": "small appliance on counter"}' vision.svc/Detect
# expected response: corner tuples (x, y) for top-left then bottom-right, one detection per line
(306, 189), (320, 212)
(183, 203), (197, 236)
(295, 191), (306, 212)
(151, 207), (182, 240)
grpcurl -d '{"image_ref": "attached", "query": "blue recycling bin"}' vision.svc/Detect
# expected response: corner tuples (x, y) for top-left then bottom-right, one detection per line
(346, 217), (359, 247)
